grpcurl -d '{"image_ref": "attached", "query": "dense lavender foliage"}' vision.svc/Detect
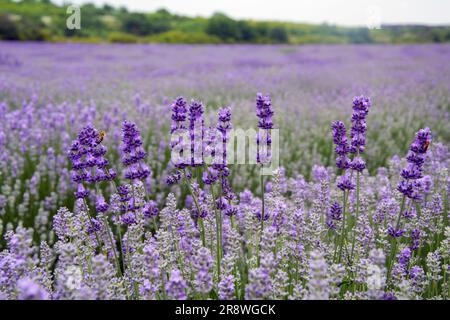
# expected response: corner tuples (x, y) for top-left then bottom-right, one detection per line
(0, 43), (449, 300)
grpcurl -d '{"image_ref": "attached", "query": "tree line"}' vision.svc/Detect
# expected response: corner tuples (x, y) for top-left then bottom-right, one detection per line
(1, 0), (449, 44)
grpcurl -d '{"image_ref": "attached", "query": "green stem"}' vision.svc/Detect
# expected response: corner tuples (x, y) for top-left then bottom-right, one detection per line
(102, 215), (122, 277)
(337, 190), (348, 264)
(183, 170), (205, 246)
(82, 198), (103, 252)
(126, 234), (139, 299)
(104, 175), (127, 275)
(350, 171), (360, 262)
(129, 184), (140, 299)
(258, 171), (265, 267)
(211, 185), (221, 278)
(116, 218), (126, 278)
(387, 195), (406, 283)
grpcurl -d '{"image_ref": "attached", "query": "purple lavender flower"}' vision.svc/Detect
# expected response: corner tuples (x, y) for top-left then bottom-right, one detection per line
(143, 200), (158, 218)
(74, 183), (89, 199)
(166, 269), (187, 300)
(215, 106), (232, 168)
(349, 95), (371, 154)
(170, 97), (189, 169)
(95, 195), (109, 213)
(245, 267), (272, 299)
(256, 93), (274, 164)
(225, 205), (237, 217)
(87, 217), (102, 234)
(115, 184), (142, 216)
(121, 212), (136, 225)
(397, 128), (432, 200)
(166, 170), (182, 185)
(117, 185), (131, 202)
(337, 174), (355, 191)
(326, 202), (342, 230)
(419, 175), (433, 193)
(194, 248), (213, 295)
(220, 174), (235, 201)
(202, 167), (219, 185)
(188, 100), (204, 166)
(256, 93), (274, 130)
(53, 207), (72, 241)
(239, 189), (253, 205)
(398, 247), (411, 268)
(387, 227), (405, 238)
(312, 165), (330, 182)
(170, 97), (187, 134)
(331, 121), (351, 170)
(68, 125), (115, 199)
(350, 156), (366, 172)
(121, 121), (150, 181)
(382, 292), (397, 300)
(410, 228), (421, 251)
(306, 250), (329, 300)
(217, 106), (232, 133)
(326, 204), (339, 221)
(17, 278), (49, 300)
(215, 197), (228, 210)
(218, 275), (235, 300)
(256, 208), (269, 222)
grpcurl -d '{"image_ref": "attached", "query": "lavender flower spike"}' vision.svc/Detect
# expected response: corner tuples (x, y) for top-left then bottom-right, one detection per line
(121, 121), (150, 181)
(256, 93), (274, 164)
(397, 127), (432, 200)
(331, 121), (350, 170)
(350, 95), (371, 154)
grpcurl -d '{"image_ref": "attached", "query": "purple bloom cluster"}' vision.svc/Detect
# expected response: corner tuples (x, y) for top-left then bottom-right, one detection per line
(331, 95), (371, 174)
(349, 95), (371, 154)
(170, 97), (188, 134)
(216, 106), (232, 168)
(167, 97), (233, 184)
(397, 128), (432, 199)
(170, 97), (189, 169)
(337, 174), (354, 191)
(256, 93), (274, 130)
(68, 125), (116, 199)
(331, 121), (351, 170)
(387, 227), (405, 238)
(256, 93), (274, 164)
(326, 202), (342, 230)
(121, 121), (150, 180)
(188, 100), (204, 167)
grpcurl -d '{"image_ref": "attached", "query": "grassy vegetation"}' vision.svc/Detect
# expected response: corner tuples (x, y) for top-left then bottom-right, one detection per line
(1, 0), (450, 44)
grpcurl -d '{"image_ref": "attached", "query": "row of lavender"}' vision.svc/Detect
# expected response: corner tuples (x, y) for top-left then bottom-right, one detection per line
(1, 44), (449, 178)
(0, 89), (448, 300)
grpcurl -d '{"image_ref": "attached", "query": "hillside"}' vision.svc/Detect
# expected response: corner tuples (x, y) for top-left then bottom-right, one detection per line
(1, 0), (450, 44)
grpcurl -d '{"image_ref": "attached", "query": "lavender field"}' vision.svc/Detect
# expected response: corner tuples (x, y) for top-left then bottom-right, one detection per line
(0, 42), (449, 300)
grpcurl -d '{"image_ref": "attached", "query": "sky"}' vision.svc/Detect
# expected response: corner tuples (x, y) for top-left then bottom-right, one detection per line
(56, 0), (450, 26)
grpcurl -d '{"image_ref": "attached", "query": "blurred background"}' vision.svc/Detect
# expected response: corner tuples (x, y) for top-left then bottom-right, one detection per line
(1, 0), (450, 43)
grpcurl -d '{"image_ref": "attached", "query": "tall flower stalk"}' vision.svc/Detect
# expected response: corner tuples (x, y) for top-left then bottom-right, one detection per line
(387, 127), (432, 282)
(331, 120), (353, 263)
(348, 96), (371, 261)
(255, 93), (274, 266)
(68, 125), (121, 276)
(120, 120), (155, 297)
(331, 96), (371, 265)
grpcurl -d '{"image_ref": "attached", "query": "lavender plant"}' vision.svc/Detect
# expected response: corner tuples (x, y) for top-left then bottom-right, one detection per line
(0, 43), (449, 300)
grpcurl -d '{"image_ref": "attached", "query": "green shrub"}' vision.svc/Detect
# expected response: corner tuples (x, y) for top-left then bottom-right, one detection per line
(144, 31), (220, 44)
(108, 32), (138, 43)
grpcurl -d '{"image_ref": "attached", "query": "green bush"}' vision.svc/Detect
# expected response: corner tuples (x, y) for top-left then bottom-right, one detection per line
(144, 31), (220, 44)
(0, 13), (20, 40)
(108, 32), (138, 43)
